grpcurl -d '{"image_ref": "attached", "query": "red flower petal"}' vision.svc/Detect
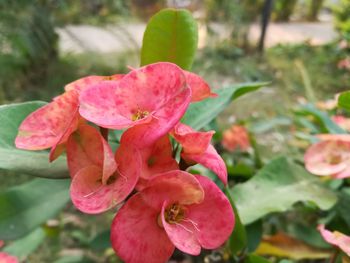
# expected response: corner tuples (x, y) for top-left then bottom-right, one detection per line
(66, 125), (116, 178)
(111, 192), (175, 263)
(187, 175), (235, 249)
(161, 201), (201, 255)
(15, 90), (79, 151)
(182, 145), (228, 185)
(318, 224), (350, 256)
(139, 135), (178, 181)
(70, 143), (139, 214)
(65, 74), (124, 93)
(0, 252), (18, 263)
(79, 63), (191, 140)
(172, 122), (214, 154)
(142, 170), (204, 210)
(184, 71), (217, 102)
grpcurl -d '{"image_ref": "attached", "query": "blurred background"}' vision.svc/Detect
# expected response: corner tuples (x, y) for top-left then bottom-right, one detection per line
(1, 0), (350, 262)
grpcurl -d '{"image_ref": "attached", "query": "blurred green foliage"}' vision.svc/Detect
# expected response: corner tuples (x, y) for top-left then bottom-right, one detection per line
(333, 0), (350, 42)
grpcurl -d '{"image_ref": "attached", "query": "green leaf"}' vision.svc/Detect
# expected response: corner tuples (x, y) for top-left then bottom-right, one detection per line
(231, 157), (337, 224)
(225, 188), (247, 254)
(3, 228), (45, 258)
(183, 82), (269, 130)
(141, 8), (198, 70)
(0, 101), (69, 179)
(297, 104), (346, 134)
(244, 254), (271, 263)
(336, 189), (350, 228)
(246, 220), (263, 252)
(338, 91), (350, 110)
(89, 230), (111, 251)
(0, 178), (70, 240)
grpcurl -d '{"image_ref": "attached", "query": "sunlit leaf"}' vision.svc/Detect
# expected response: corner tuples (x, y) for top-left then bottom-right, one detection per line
(0, 101), (69, 179)
(0, 178), (70, 240)
(141, 8), (198, 70)
(231, 157), (337, 224)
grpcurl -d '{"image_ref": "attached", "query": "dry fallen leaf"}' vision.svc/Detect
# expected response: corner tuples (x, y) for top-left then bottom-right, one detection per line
(255, 232), (331, 260)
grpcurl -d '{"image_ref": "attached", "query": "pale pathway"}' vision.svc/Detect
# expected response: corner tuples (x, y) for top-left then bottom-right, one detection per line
(57, 22), (338, 54)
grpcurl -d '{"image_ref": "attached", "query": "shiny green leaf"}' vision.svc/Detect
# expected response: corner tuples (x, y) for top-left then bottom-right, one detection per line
(0, 178), (70, 240)
(231, 157), (337, 224)
(141, 8), (198, 70)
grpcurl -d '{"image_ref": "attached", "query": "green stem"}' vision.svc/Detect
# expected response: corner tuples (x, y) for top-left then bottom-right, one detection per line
(329, 248), (340, 263)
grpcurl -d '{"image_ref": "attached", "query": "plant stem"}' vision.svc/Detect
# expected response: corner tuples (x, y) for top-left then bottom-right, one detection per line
(329, 248), (340, 263)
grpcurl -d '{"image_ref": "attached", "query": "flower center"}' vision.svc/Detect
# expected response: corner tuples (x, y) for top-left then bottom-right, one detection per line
(131, 109), (149, 121)
(327, 153), (342, 164)
(164, 203), (185, 224)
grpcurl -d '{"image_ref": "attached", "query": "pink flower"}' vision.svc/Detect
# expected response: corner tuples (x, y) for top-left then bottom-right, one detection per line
(318, 225), (350, 256)
(0, 252), (18, 263)
(15, 75), (123, 161)
(304, 139), (350, 179)
(67, 125), (140, 214)
(111, 170), (234, 263)
(221, 125), (250, 152)
(332, 115), (350, 131)
(171, 123), (227, 185)
(337, 57), (350, 71)
(136, 135), (178, 190)
(79, 62), (191, 147)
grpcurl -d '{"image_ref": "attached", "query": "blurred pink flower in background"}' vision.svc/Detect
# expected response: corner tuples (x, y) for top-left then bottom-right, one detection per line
(332, 115), (350, 131)
(304, 137), (350, 179)
(222, 125), (250, 152)
(0, 252), (19, 263)
(318, 225), (350, 256)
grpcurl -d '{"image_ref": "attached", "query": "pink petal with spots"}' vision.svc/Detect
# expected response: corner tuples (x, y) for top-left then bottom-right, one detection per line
(139, 135), (178, 180)
(66, 124), (117, 180)
(120, 86), (191, 148)
(111, 192), (175, 263)
(161, 201), (201, 255)
(187, 175), (235, 249)
(15, 90), (79, 151)
(79, 62), (191, 134)
(304, 140), (350, 177)
(79, 81), (151, 129)
(70, 143), (140, 214)
(182, 145), (228, 185)
(142, 170), (204, 210)
(184, 71), (217, 102)
(318, 225), (350, 256)
(172, 122), (214, 154)
(64, 74), (124, 93)
(0, 252), (19, 263)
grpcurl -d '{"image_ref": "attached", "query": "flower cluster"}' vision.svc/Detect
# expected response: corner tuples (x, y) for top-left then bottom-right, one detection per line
(15, 62), (235, 263)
